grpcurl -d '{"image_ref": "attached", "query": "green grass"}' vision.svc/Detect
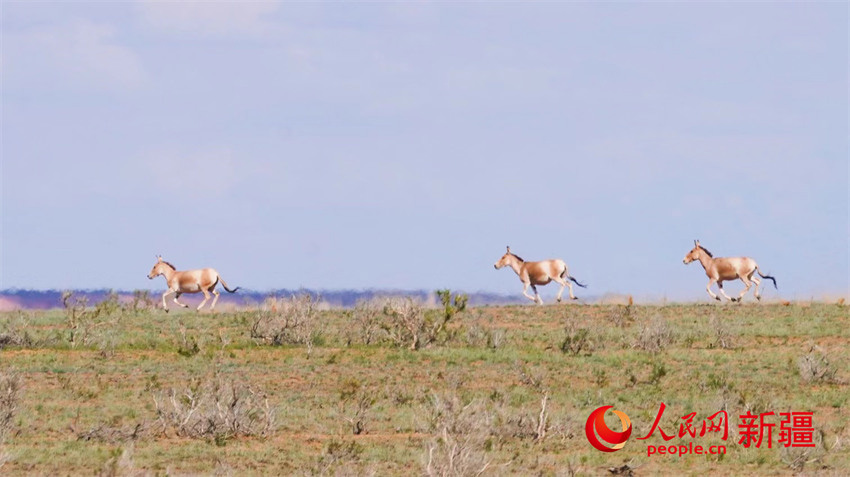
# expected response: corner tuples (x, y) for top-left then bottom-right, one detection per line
(0, 302), (848, 475)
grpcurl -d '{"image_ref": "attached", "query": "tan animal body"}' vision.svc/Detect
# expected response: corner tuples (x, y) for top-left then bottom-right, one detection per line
(494, 246), (586, 304)
(147, 256), (240, 311)
(683, 240), (777, 302)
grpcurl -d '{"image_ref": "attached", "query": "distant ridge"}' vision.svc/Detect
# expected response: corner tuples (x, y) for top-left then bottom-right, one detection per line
(0, 288), (528, 310)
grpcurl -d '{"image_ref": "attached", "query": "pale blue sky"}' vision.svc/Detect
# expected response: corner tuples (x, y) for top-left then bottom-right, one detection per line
(2, 2), (847, 300)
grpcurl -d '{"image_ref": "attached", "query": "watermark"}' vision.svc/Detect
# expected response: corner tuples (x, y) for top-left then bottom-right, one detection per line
(585, 402), (816, 457)
(584, 405), (632, 452)
(646, 442), (726, 457)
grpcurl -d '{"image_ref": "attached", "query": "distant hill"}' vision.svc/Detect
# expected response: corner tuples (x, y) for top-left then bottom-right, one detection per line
(0, 288), (527, 311)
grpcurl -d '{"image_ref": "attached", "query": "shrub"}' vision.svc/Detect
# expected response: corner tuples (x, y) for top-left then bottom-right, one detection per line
(514, 363), (550, 442)
(798, 345), (837, 383)
(337, 379), (375, 435)
(465, 324), (507, 350)
(250, 294), (321, 355)
(62, 292), (121, 349)
(0, 371), (22, 443)
(560, 319), (592, 356)
(780, 428), (826, 472)
(313, 439), (365, 476)
(99, 444), (137, 477)
(175, 321), (201, 358)
(421, 392), (492, 476)
(127, 290), (154, 315)
(345, 298), (386, 346)
(0, 312), (35, 349)
(608, 299), (634, 328)
(380, 290), (468, 351)
(380, 297), (427, 350)
(632, 315), (675, 353)
(708, 314), (736, 349)
(436, 289), (468, 325)
(153, 374), (275, 442)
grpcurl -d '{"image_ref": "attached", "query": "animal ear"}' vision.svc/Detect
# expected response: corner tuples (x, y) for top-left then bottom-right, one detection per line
(694, 240), (699, 246)
(157, 255), (162, 262)
(506, 246), (511, 253)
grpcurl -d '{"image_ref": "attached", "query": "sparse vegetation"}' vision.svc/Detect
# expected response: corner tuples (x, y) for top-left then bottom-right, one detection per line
(0, 371), (21, 443)
(559, 319), (592, 356)
(345, 298), (385, 346)
(152, 373), (275, 443)
(422, 391), (493, 477)
(0, 302), (847, 474)
(708, 313), (736, 349)
(379, 290), (467, 350)
(336, 378), (375, 436)
(62, 291), (122, 348)
(798, 345), (838, 383)
(250, 294), (322, 355)
(608, 298), (634, 327)
(632, 314), (675, 353)
(0, 313), (34, 349)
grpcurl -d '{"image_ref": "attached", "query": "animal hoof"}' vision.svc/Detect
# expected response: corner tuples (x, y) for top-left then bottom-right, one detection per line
(756, 295), (762, 301)
(164, 308), (170, 313)
(714, 297), (721, 302)
(557, 297), (562, 303)
(571, 296), (579, 301)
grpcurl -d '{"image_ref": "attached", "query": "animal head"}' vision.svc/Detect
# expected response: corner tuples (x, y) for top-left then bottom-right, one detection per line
(683, 240), (710, 264)
(147, 255), (174, 279)
(494, 246), (522, 269)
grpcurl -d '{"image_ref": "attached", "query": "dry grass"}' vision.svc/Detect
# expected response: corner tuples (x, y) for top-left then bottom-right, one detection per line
(632, 314), (675, 353)
(798, 345), (838, 383)
(422, 392), (493, 477)
(0, 372), (21, 444)
(152, 373), (275, 443)
(0, 302), (847, 475)
(250, 294), (321, 355)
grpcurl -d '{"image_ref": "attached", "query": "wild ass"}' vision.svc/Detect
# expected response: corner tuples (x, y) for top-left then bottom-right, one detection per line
(147, 256), (240, 311)
(683, 240), (777, 302)
(494, 246), (586, 304)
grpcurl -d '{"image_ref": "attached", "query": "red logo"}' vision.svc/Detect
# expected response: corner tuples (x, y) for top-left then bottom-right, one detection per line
(586, 405), (632, 452)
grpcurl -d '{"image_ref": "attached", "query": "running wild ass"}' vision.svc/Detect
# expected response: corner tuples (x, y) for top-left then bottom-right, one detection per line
(683, 240), (776, 302)
(494, 246), (586, 304)
(147, 256), (240, 311)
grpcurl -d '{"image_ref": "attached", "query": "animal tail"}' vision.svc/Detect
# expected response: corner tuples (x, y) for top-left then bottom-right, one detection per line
(756, 267), (777, 289)
(560, 267), (588, 288)
(219, 278), (240, 293)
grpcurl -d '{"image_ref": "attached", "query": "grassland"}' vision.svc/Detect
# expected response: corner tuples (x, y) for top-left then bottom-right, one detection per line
(0, 298), (848, 476)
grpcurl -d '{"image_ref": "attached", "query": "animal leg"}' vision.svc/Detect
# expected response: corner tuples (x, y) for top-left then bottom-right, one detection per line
(521, 282), (537, 303)
(717, 281), (733, 302)
(706, 279), (720, 301)
(553, 276), (567, 302)
(173, 292), (190, 309)
(161, 290), (172, 312)
(556, 277), (577, 301)
(531, 284), (542, 305)
(210, 289), (221, 311)
(751, 274), (762, 301)
(197, 289), (211, 311)
(736, 276), (753, 302)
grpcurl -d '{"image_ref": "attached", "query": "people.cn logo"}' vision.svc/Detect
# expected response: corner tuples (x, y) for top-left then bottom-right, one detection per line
(585, 405), (632, 452)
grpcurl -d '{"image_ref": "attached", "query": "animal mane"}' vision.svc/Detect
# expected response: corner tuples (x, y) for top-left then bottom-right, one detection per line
(161, 261), (177, 270)
(698, 245), (713, 258)
(510, 253), (525, 262)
